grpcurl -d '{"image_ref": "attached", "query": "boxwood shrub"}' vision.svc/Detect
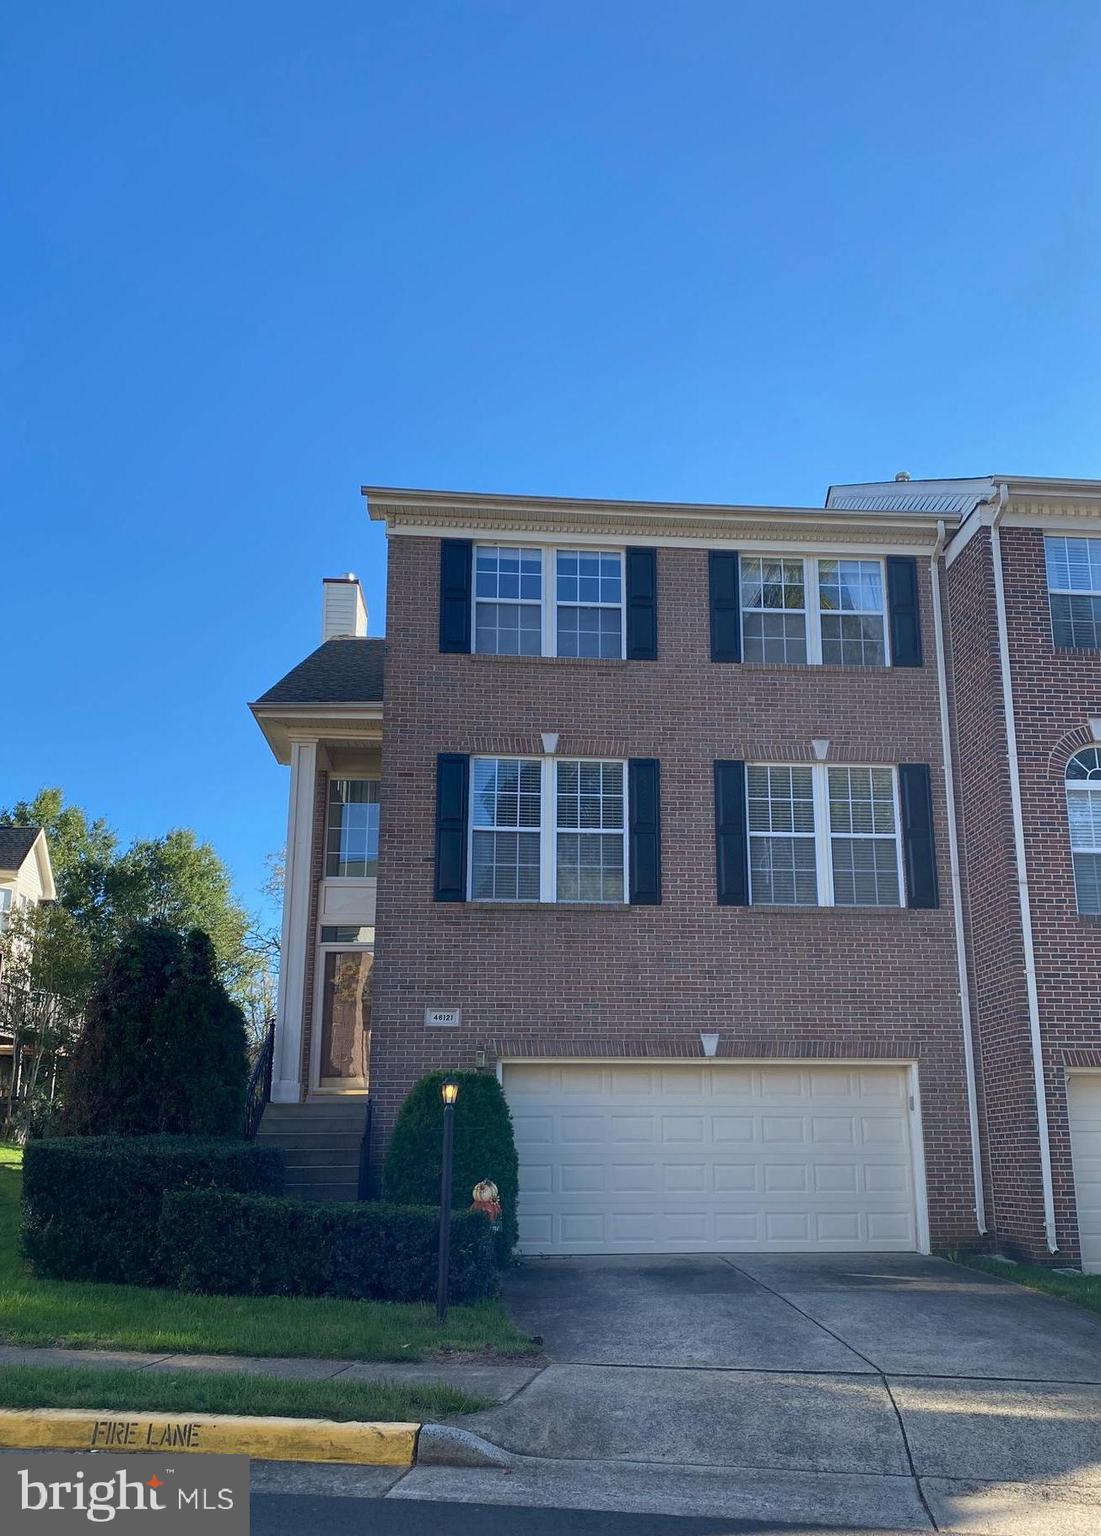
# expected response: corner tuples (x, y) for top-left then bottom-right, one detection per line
(21, 1136), (285, 1286)
(159, 1189), (498, 1304)
(384, 1071), (518, 1263)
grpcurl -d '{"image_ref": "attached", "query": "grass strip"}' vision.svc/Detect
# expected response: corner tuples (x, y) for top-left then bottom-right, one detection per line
(0, 1148), (533, 1360)
(0, 1364), (486, 1422)
(953, 1251), (1101, 1315)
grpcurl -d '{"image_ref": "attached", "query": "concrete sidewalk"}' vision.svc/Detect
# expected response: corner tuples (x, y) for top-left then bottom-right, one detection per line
(0, 1345), (541, 1404)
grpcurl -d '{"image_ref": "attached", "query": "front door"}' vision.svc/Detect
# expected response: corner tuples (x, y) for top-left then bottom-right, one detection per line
(316, 949), (372, 1090)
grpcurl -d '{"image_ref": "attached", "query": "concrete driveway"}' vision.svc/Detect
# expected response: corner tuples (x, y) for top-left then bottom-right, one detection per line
(438, 1254), (1101, 1534)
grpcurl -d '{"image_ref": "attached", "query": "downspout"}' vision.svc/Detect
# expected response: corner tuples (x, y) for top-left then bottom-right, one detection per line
(989, 484), (1058, 1252)
(930, 519), (987, 1233)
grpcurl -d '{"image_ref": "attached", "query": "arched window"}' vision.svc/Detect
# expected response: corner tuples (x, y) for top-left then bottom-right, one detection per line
(1066, 748), (1101, 915)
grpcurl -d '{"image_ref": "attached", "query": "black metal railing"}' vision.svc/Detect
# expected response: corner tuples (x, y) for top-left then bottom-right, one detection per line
(357, 1099), (373, 1200)
(243, 1017), (275, 1140)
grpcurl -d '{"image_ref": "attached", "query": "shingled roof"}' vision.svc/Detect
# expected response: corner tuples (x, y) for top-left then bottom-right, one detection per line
(0, 825), (43, 874)
(255, 637), (385, 706)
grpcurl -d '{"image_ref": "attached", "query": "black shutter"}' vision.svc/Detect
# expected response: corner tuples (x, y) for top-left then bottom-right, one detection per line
(899, 763), (938, 909)
(709, 552), (741, 662)
(625, 548), (658, 660)
(439, 539), (472, 654)
(434, 753), (469, 901)
(714, 760), (749, 905)
(628, 758), (661, 905)
(886, 556), (922, 667)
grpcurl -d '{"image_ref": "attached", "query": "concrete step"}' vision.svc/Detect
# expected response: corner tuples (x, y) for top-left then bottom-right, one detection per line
(258, 1114), (365, 1130)
(257, 1131), (363, 1153)
(283, 1148), (363, 1170)
(261, 1108), (368, 1127)
(262, 1105), (370, 1118)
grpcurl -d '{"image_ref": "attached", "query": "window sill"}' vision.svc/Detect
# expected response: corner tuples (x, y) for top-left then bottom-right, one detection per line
(448, 901), (642, 915)
(721, 661), (917, 675)
(467, 651), (629, 667)
(733, 902), (925, 917)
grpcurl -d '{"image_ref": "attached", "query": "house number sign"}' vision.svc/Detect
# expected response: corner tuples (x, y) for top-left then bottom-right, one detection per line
(425, 1007), (461, 1028)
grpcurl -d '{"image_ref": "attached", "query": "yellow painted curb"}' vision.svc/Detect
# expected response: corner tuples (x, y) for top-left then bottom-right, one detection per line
(0, 1408), (419, 1465)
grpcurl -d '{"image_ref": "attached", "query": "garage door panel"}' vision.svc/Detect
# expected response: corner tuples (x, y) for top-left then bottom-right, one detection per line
(506, 1063), (919, 1255)
(1068, 1074), (1101, 1274)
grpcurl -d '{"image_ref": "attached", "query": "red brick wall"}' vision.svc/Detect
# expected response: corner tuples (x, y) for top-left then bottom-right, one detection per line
(943, 528), (1041, 1254)
(1000, 527), (1101, 1263)
(370, 534), (980, 1246)
(944, 523), (1101, 1264)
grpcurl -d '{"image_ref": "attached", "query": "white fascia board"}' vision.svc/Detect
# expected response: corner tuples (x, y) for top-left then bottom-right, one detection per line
(362, 485), (948, 549)
(32, 830), (56, 903)
(249, 702), (383, 765)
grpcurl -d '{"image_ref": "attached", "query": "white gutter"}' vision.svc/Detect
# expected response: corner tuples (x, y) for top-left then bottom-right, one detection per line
(930, 519), (987, 1234)
(989, 483), (1058, 1251)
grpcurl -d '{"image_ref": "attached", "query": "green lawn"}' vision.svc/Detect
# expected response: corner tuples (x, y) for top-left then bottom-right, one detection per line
(0, 1364), (485, 1421)
(956, 1251), (1101, 1315)
(0, 1147), (534, 1361)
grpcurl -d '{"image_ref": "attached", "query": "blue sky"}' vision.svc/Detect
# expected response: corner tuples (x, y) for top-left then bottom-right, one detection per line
(4, 1), (1100, 918)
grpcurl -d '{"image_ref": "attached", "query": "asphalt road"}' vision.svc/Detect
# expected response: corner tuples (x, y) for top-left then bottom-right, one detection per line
(251, 1493), (898, 1535)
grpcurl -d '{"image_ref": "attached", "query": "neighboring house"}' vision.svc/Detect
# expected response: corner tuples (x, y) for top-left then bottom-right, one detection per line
(0, 824), (57, 1095)
(251, 476), (1101, 1270)
(0, 824), (55, 959)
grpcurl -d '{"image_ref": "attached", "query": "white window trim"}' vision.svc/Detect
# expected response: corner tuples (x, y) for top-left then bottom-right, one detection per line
(740, 555), (891, 667)
(472, 543), (627, 660)
(1046, 534), (1101, 650)
(1065, 749), (1101, 916)
(324, 778), (381, 881)
(747, 762), (907, 909)
(468, 754), (629, 904)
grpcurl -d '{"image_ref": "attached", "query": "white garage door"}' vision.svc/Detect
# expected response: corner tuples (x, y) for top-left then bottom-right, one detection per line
(1068, 1073), (1101, 1274)
(504, 1061), (920, 1255)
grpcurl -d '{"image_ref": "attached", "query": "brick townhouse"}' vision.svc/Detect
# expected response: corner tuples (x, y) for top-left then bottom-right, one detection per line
(250, 474), (1101, 1268)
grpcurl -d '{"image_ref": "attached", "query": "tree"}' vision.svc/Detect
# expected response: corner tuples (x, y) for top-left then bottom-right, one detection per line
(60, 923), (248, 1137)
(0, 902), (86, 1137)
(1, 789), (262, 1006)
(0, 788), (115, 905)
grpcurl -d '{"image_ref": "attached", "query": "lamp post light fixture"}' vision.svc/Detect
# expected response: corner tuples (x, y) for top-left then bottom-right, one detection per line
(436, 1079), (460, 1322)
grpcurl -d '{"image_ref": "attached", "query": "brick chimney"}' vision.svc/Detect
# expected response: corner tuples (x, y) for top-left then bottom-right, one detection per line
(321, 574), (368, 640)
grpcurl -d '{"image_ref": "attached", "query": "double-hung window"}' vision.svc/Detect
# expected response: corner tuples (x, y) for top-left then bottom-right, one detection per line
(325, 779), (380, 877)
(741, 556), (888, 666)
(747, 766), (818, 903)
(1066, 748), (1101, 915)
(472, 545), (625, 658)
(555, 550), (624, 657)
(469, 756), (627, 902)
(0, 890), (11, 933)
(747, 763), (904, 907)
(474, 546), (543, 655)
(470, 758), (542, 901)
(827, 767), (901, 906)
(1046, 536), (1101, 650)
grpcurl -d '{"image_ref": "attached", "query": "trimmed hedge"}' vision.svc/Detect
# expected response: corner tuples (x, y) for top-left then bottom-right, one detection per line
(158, 1189), (498, 1304)
(21, 1136), (285, 1286)
(384, 1071), (519, 1263)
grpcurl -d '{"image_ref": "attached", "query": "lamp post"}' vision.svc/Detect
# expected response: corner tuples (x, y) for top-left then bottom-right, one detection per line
(436, 1079), (460, 1322)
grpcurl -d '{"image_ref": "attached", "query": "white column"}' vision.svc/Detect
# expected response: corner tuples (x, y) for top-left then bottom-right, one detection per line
(272, 739), (319, 1102)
